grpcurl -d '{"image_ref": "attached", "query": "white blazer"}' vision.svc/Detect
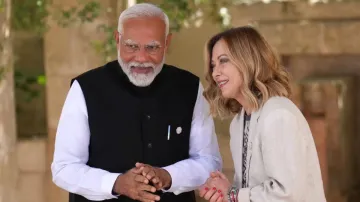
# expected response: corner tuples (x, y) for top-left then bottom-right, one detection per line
(230, 96), (327, 202)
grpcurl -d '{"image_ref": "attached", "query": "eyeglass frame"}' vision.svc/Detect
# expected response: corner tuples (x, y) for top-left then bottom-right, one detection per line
(119, 35), (164, 55)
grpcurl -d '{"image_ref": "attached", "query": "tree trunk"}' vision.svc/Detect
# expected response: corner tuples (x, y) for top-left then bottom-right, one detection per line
(0, 0), (18, 201)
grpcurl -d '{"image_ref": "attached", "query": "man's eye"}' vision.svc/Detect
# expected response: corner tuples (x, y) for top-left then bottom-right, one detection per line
(146, 45), (160, 50)
(126, 44), (138, 49)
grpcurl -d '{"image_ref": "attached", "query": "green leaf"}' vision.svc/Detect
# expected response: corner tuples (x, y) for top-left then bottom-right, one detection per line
(37, 75), (46, 85)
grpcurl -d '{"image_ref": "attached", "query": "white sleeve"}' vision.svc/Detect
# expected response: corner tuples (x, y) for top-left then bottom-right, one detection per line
(51, 80), (120, 201)
(162, 81), (223, 195)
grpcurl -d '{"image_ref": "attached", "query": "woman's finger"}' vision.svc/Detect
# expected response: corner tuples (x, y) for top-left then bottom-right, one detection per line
(216, 192), (224, 202)
(209, 189), (222, 202)
(204, 187), (217, 200)
(198, 186), (209, 197)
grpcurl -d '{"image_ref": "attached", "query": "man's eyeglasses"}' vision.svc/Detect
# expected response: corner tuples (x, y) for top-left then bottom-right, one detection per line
(121, 40), (163, 55)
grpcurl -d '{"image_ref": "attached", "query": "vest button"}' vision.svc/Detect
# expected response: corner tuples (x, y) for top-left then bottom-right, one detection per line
(147, 143), (152, 148)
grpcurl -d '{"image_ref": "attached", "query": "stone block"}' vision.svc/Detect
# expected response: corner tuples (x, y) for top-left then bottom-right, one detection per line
(17, 173), (45, 202)
(230, 1), (360, 22)
(298, 76), (357, 202)
(45, 171), (68, 202)
(252, 22), (360, 55)
(17, 139), (46, 172)
(45, 75), (77, 130)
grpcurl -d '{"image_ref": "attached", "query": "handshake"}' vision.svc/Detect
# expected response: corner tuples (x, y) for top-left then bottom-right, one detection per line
(112, 162), (172, 202)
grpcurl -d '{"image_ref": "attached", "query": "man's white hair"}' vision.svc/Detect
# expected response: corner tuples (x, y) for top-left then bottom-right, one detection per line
(118, 3), (170, 36)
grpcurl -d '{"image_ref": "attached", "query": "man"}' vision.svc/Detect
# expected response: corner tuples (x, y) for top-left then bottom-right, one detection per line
(51, 3), (222, 202)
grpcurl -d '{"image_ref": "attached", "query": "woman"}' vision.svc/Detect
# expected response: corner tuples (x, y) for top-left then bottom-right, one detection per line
(198, 26), (326, 202)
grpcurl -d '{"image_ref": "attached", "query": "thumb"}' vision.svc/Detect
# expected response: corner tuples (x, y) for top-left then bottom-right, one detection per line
(135, 162), (144, 168)
(216, 171), (227, 179)
(131, 167), (142, 174)
(210, 172), (219, 178)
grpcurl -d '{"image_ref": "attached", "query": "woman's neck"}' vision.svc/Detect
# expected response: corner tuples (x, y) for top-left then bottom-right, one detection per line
(235, 94), (252, 115)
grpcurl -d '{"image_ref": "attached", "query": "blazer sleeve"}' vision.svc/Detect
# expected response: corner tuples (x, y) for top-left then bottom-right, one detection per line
(237, 109), (308, 202)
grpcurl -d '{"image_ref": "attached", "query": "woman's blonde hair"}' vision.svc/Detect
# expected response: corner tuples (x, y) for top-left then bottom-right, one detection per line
(203, 26), (291, 118)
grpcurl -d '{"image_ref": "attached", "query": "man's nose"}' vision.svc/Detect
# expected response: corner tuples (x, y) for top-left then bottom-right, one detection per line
(134, 48), (149, 63)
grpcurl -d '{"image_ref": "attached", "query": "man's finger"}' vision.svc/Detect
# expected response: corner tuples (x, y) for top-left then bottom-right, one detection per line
(138, 183), (157, 193)
(135, 162), (146, 168)
(139, 198), (156, 202)
(131, 167), (143, 174)
(138, 190), (161, 201)
(135, 174), (149, 184)
(154, 182), (163, 190)
(146, 169), (156, 180)
(142, 166), (151, 177)
(151, 176), (161, 185)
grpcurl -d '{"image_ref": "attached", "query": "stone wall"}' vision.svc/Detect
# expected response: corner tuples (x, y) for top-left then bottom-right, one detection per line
(16, 139), (46, 202)
(231, 1), (360, 54)
(0, 0), (18, 201)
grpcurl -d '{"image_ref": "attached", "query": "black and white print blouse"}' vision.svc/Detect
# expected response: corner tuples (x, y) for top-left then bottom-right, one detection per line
(242, 113), (251, 188)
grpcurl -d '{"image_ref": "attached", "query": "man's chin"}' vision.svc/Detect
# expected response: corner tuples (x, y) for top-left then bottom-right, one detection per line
(128, 73), (156, 87)
(130, 68), (154, 75)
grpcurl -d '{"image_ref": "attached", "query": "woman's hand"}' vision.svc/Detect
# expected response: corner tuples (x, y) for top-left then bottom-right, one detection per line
(198, 171), (232, 202)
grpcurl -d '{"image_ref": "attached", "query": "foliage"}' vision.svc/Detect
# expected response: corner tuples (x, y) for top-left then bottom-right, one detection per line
(53, 0), (102, 28)
(12, 0), (49, 34)
(14, 70), (45, 102)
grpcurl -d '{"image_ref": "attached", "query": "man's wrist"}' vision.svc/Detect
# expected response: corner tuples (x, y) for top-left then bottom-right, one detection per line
(112, 175), (123, 195)
(159, 168), (172, 189)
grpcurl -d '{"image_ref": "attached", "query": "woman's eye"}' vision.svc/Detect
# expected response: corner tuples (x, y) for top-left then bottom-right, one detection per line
(219, 58), (229, 64)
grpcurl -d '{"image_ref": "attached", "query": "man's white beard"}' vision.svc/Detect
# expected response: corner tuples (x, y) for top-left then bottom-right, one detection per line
(117, 51), (165, 87)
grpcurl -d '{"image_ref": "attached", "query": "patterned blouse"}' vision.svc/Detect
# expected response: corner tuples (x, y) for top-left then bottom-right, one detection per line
(242, 113), (251, 188)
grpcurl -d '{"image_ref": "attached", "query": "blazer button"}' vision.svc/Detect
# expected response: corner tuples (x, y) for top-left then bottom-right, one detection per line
(147, 143), (152, 148)
(146, 115), (151, 120)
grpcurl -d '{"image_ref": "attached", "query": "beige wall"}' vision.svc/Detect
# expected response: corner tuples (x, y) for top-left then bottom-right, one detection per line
(16, 139), (46, 202)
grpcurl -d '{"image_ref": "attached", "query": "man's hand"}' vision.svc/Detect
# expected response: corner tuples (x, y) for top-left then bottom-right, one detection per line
(113, 167), (161, 202)
(135, 162), (172, 190)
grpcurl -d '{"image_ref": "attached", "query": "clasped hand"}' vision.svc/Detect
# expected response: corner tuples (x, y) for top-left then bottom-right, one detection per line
(112, 162), (172, 202)
(198, 171), (232, 202)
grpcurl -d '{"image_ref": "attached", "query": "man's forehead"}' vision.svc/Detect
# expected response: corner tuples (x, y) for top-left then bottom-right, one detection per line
(122, 17), (166, 40)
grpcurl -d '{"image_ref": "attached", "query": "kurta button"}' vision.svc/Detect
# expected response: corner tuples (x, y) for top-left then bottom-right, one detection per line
(147, 143), (152, 148)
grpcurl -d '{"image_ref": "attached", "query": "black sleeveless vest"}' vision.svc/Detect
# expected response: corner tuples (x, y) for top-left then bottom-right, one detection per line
(69, 60), (199, 202)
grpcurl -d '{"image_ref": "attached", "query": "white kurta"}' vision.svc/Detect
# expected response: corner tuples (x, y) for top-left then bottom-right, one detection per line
(230, 96), (327, 202)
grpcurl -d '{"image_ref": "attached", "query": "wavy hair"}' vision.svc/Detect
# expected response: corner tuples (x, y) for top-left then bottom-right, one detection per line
(203, 26), (291, 118)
